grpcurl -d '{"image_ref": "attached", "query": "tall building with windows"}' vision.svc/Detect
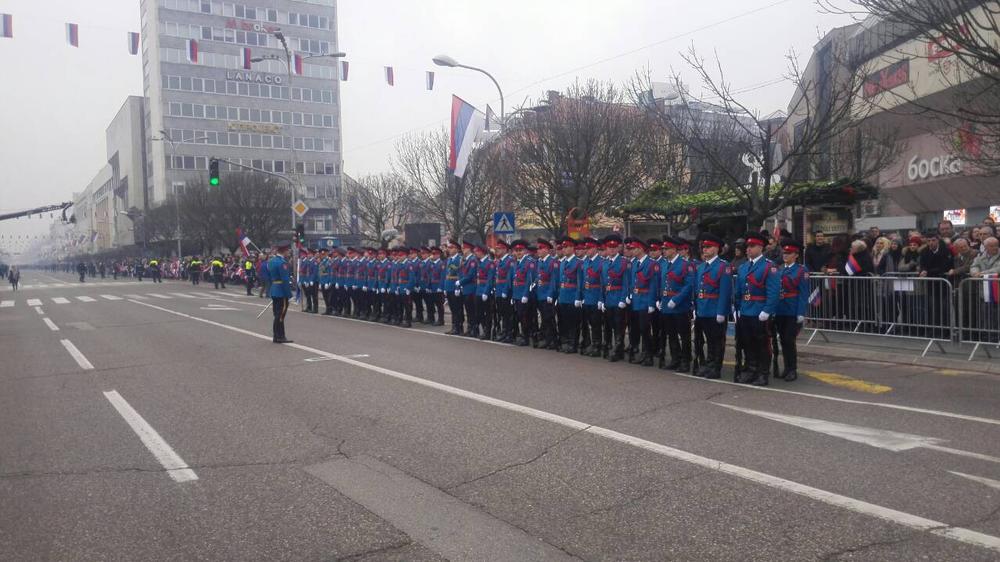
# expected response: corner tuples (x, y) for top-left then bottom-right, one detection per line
(139, 0), (344, 238)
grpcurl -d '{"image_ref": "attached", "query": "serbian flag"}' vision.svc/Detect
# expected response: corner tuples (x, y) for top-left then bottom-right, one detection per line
(984, 274), (1000, 304)
(449, 95), (486, 178)
(237, 228), (253, 257)
(242, 47), (252, 69)
(127, 31), (140, 55)
(293, 52), (303, 75)
(808, 287), (821, 308)
(1, 14), (13, 38)
(845, 254), (861, 276)
(384, 66), (394, 86)
(425, 71), (435, 90)
(186, 39), (198, 63)
(340, 60), (349, 81)
(66, 23), (79, 47)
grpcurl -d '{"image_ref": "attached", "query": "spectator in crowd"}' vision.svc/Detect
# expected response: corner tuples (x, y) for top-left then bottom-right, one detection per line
(919, 232), (954, 338)
(730, 239), (747, 271)
(897, 236), (922, 273)
(805, 231), (832, 273)
(949, 238), (976, 283)
(873, 237), (896, 275)
(971, 237), (1000, 277)
(889, 239), (903, 267)
(938, 220), (955, 245)
(919, 232), (954, 278)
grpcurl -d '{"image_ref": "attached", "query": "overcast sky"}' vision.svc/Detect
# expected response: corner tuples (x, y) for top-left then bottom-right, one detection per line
(0, 0), (857, 252)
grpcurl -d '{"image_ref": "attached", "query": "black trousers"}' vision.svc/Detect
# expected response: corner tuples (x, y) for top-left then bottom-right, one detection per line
(213, 273), (224, 289)
(584, 305), (603, 350)
(478, 295), (494, 338)
(448, 292), (464, 331)
(463, 294), (478, 334)
(557, 303), (581, 350)
(272, 297), (289, 340)
(662, 312), (692, 364)
(497, 297), (514, 340)
(628, 308), (653, 357)
(246, 277), (256, 295)
(737, 316), (770, 377)
(650, 309), (663, 358)
(514, 297), (534, 342)
(696, 317), (726, 374)
(414, 290), (425, 321)
(538, 299), (557, 347)
(191, 272), (200, 285)
(427, 292), (444, 323)
(604, 305), (628, 355)
(774, 315), (800, 373)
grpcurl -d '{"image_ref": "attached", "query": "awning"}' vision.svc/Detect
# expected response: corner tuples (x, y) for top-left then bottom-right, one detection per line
(882, 174), (998, 214)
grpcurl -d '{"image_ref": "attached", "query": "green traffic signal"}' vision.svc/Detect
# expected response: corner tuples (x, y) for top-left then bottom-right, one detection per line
(209, 158), (220, 186)
(210, 177), (219, 186)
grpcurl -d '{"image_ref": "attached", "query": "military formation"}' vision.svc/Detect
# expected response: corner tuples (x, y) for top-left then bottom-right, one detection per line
(289, 232), (811, 386)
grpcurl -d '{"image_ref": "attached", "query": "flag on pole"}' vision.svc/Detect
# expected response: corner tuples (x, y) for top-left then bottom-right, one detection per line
(384, 66), (394, 86)
(449, 95), (486, 178)
(242, 47), (252, 69)
(293, 52), (303, 75)
(90, 231), (98, 243)
(844, 254), (861, 276)
(340, 60), (349, 81)
(1, 14), (13, 38)
(984, 274), (1000, 304)
(237, 228), (253, 257)
(66, 23), (79, 47)
(808, 287), (821, 308)
(127, 31), (140, 55)
(186, 39), (198, 63)
(425, 71), (434, 90)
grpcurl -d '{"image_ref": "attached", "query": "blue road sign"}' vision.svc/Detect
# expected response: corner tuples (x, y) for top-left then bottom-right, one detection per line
(493, 212), (515, 235)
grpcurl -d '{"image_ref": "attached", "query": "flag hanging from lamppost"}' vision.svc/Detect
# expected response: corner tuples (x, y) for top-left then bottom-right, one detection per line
(127, 31), (139, 55)
(66, 23), (79, 47)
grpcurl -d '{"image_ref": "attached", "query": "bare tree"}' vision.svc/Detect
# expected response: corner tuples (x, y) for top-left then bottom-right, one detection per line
(179, 173), (290, 254)
(635, 45), (901, 228)
(821, 0), (1000, 171)
(351, 173), (411, 246)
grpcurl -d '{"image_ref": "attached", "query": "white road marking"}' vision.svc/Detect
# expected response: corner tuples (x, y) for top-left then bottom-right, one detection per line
(199, 306), (240, 311)
(304, 356), (335, 362)
(169, 292), (195, 298)
(100, 294), (123, 301)
(125, 298), (1000, 555)
(51, 297), (70, 304)
(34, 307), (44, 315)
(345, 354), (370, 358)
(124, 294), (148, 300)
(0, 300), (13, 308)
(42, 318), (59, 331)
(950, 471), (1000, 491)
(147, 293), (172, 299)
(76, 296), (97, 302)
(26, 298), (42, 306)
(102, 390), (198, 483)
(60, 339), (93, 370)
(717, 404), (1000, 464)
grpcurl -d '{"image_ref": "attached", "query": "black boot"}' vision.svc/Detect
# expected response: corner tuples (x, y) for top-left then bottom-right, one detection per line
(676, 361), (690, 374)
(784, 369), (798, 382)
(641, 354), (654, 367)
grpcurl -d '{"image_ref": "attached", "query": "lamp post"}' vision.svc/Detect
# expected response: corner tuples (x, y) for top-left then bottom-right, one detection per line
(152, 131), (208, 258)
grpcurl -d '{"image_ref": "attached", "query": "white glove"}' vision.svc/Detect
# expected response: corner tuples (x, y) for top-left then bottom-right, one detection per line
(647, 306), (654, 313)
(381, 288), (387, 294)
(625, 297), (632, 305)
(797, 315), (805, 324)
(716, 315), (725, 324)
(546, 297), (553, 304)
(655, 301), (662, 311)
(335, 283), (340, 289)
(598, 301), (605, 312)
(481, 294), (488, 302)
(454, 289), (461, 296)
(405, 289), (410, 296)
(618, 301), (626, 309)
(667, 300), (676, 309)
(500, 293), (507, 299)
(574, 300), (583, 308)
(758, 312), (770, 322)
(521, 296), (528, 304)
(362, 286), (368, 292)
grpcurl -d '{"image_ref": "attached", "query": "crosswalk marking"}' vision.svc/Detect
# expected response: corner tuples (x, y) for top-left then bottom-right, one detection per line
(101, 295), (123, 301)
(147, 293), (172, 299)
(124, 294), (148, 300)
(26, 299), (42, 306)
(169, 292), (195, 298)
(52, 297), (70, 304)
(76, 296), (97, 302)
(0, 300), (13, 308)
(190, 292), (215, 298)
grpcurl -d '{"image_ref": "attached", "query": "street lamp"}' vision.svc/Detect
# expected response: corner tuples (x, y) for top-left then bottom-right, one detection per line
(152, 131), (208, 258)
(432, 54), (504, 125)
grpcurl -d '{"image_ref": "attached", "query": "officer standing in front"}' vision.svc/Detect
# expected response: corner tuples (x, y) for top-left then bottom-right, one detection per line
(268, 243), (294, 344)
(774, 240), (809, 382)
(626, 237), (659, 366)
(244, 253), (257, 295)
(600, 235), (629, 362)
(658, 237), (695, 373)
(693, 234), (732, 379)
(734, 232), (780, 386)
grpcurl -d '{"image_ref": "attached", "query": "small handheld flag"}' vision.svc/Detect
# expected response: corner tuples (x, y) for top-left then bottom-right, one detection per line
(237, 228), (253, 258)
(984, 274), (999, 304)
(384, 66), (394, 86)
(127, 31), (140, 55)
(845, 254), (861, 276)
(808, 287), (821, 308)
(66, 23), (79, 47)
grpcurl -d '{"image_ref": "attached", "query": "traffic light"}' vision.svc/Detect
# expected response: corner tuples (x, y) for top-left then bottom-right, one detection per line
(209, 158), (220, 186)
(294, 223), (306, 246)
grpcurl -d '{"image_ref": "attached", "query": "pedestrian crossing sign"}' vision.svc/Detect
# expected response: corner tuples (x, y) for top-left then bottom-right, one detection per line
(493, 212), (515, 235)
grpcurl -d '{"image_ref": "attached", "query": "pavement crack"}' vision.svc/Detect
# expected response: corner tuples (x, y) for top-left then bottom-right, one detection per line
(445, 427), (591, 491)
(818, 532), (918, 561)
(333, 539), (413, 561)
(602, 389), (734, 425)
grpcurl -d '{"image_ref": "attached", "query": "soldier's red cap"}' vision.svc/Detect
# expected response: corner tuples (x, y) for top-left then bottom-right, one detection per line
(582, 237), (599, 249)
(678, 238), (691, 249)
(431, 246), (443, 254)
(647, 238), (662, 250)
(495, 239), (510, 249)
(700, 234), (723, 248)
(474, 244), (488, 253)
(447, 239), (460, 248)
(662, 236), (679, 249)
(461, 241), (475, 250)
(511, 239), (529, 250)
(602, 234), (623, 248)
(536, 238), (554, 249)
(557, 236), (577, 247)
(781, 240), (803, 253)
(624, 237), (647, 250)
(744, 232), (767, 247)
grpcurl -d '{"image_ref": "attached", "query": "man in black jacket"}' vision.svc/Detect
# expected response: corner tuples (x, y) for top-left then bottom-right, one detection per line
(805, 231), (833, 273)
(919, 232), (953, 338)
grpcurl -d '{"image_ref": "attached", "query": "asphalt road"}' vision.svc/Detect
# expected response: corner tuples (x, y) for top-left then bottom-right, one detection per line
(2, 271), (1000, 561)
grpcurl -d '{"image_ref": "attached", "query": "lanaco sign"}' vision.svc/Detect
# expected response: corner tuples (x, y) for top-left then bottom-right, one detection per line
(225, 70), (284, 85)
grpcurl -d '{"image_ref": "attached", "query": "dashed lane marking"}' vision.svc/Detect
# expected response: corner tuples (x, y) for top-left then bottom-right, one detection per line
(60, 339), (93, 370)
(125, 298), (1000, 555)
(147, 293), (172, 299)
(102, 390), (198, 483)
(124, 294), (148, 300)
(75, 296), (97, 302)
(101, 294), (123, 301)
(51, 297), (70, 304)
(42, 318), (59, 331)
(34, 307), (44, 315)
(26, 299), (42, 306)
(169, 293), (196, 298)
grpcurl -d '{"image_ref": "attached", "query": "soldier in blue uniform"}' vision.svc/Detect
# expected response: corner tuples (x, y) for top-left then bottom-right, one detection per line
(581, 237), (605, 357)
(376, 248), (392, 323)
(733, 232), (780, 386)
(600, 235), (629, 362)
(445, 240), (465, 335)
(534, 239), (560, 350)
(658, 236), (696, 372)
(774, 239), (809, 382)
(299, 250), (317, 313)
(474, 244), (495, 340)
(318, 248), (334, 315)
(267, 243), (294, 343)
(556, 237), (583, 353)
(459, 242), (480, 337)
(647, 239), (666, 365)
(494, 240), (515, 343)
(626, 237), (659, 366)
(694, 234), (732, 379)
(413, 247), (428, 323)
(510, 239), (536, 346)
(426, 247), (446, 325)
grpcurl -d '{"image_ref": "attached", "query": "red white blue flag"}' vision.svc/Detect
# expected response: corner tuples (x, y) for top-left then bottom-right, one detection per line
(127, 31), (140, 55)
(808, 287), (821, 307)
(242, 47), (252, 69)
(186, 39), (198, 63)
(384, 66), (394, 86)
(1, 14), (12, 38)
(845, 254), (861, 276)
(340, 60), (349, 81)
(449, 95), (485, 178)
(66, 23), (79, 47)
(293, 52), (303, 75)
(425, 71), (434, 90)
(237, 228), (253, 257)
(984, 274), (1000, 304)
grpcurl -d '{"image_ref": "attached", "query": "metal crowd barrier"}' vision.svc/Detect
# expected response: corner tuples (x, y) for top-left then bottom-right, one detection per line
(957, 277), (1000, 361)
(804, 274), (954, 357)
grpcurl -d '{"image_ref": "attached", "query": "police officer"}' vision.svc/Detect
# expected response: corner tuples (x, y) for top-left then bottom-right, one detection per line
(427, 247), (446, 325)
(581, 237), (604, 357)
(600, 235), (629, 362)
(556, 237), (583, 353)
(494, 240), (515, 343)
(445, 240), (464, 334)
(189, 256), (203, 285)
(534, 239), (560, 350)
(211, 256), (225, 289)
(734, 232), (780, 386)
(658, 236), (695, 373)
(268, 243), (294, 344)
(243, 254), (257, 295)
(694, 234), (732, 379)
(149, 258), (162, 283)
(626, 237), (659, 366)
(774, 239), (809, 382)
